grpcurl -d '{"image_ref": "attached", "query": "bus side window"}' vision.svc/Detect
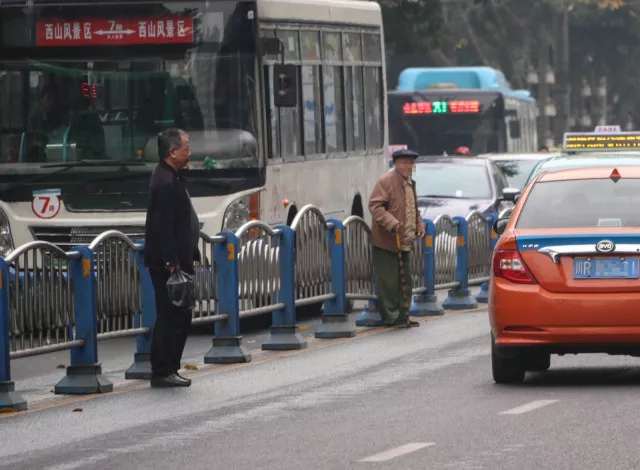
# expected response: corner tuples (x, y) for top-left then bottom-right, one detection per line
(261, 27), (280, 160)
(343, 33), (364, 152)
(300, 30), (323, 157)
(276, 29), (301, 161)
(363, 66), (383, 151)
(323, 65), (344, 153)
(322, 31), (345, 154)
(264, 64), (281, 159)
(363, 33), (383, 152)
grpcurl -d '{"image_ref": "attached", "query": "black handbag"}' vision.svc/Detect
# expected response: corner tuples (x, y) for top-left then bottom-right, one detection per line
(166, 269), (196, 310)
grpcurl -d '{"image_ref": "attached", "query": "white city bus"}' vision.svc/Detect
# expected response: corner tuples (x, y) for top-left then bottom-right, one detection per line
(0, 0), (387, 255)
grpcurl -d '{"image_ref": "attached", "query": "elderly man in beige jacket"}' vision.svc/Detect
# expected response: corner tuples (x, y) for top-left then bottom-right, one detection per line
(368, 149), (425, 327)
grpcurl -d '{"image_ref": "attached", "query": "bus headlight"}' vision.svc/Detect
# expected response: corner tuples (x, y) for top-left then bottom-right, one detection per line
(222, 193), (260, 233)
(0, 210), (14, 257)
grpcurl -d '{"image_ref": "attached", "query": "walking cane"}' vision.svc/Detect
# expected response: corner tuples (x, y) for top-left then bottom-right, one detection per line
(396, 233), (418, 328)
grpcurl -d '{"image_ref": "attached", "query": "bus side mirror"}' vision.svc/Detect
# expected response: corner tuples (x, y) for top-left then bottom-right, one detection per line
(273, 64), (298, 108)
(493, 218), (509, 236)
(509, 120), (522, 139)
(260, 37), (282, 56)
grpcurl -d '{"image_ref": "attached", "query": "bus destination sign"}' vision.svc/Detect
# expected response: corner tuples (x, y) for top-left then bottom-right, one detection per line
(36, 17), (195, 46)
(563, 132), (640, 151)
(402, 100), (480, 115)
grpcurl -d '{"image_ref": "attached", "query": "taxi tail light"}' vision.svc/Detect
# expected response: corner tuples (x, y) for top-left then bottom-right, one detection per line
(493, 250), (537, 284)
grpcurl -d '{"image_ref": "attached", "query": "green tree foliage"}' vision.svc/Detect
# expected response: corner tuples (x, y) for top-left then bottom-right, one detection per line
(568, 0), (640, 125)
(382, 0), (640, 127)
(376, 0), (444, 52)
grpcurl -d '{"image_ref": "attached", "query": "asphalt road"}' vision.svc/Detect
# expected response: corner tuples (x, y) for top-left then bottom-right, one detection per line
(4, 304), (640, 469)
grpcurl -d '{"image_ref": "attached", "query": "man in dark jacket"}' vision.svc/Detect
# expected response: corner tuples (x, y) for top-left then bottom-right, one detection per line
(145, 128), (201, 388)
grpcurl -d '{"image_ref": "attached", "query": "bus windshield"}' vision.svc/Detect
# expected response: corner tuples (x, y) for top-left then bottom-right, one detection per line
(388, 93), (503, 156)
(0, 0), (259, 173)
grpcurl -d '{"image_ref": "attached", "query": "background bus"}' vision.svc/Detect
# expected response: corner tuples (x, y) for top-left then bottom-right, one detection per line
(387, 66), (538, 156)
(0, 0), (386, 257)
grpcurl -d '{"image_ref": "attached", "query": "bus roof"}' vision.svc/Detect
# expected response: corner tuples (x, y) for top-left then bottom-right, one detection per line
(259, 0), (382, 25)
(395, 66), (534, 102)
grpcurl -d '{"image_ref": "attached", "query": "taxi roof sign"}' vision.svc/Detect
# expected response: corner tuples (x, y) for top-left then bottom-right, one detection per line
(562, 131), (640, 152)
(594, 125), (621, 133)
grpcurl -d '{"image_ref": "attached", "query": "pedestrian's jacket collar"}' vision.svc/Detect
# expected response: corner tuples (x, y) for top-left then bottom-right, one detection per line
(159, 159), (183, 179)
(393, 168), (416, 188)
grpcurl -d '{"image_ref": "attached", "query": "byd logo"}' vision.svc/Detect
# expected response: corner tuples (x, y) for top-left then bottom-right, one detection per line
(596, 240), (615, 253)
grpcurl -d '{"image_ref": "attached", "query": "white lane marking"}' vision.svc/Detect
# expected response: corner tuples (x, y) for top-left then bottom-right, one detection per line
(358, 442), (436, 463)
(499, 399), (559, 415)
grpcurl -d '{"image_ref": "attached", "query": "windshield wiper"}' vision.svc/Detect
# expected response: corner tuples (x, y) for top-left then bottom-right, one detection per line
(41, 160), (146, 169)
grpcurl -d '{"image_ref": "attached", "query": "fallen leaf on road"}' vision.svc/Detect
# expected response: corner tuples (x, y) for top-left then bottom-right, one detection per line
(184, 364), (198, 370)
(72, 408), (83, 412)
(56, 364), (66, 369)
(299, 325), (308, 331)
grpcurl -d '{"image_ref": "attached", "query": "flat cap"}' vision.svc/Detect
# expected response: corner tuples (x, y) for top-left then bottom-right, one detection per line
(392, 148), (419, 161)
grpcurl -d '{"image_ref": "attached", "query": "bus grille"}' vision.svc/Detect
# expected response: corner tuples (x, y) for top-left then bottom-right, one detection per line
(29, 225), (146, 250)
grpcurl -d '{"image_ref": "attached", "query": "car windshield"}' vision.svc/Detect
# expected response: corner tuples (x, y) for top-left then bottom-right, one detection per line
(413, 163), (492, 199)
(494, 159), (541, 189)
(517, 178), (640, 228)
(0, 0), (258, 173)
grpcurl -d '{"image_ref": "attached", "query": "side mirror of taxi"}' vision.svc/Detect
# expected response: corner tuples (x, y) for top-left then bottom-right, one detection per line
(501, 187), (521, 202)
(493, 218), (509, 236)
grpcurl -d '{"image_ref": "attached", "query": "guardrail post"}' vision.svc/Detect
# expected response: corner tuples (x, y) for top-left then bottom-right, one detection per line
(55, 246), (113, 395)
(205, 233), (251, 363)
(476, 214), (498, 304)
(442, 217), (478, 310)
(125, 242), (155, 379)
(263, 225), (308, 350)
(316, 220), (356, 338)
(410, 219), (444, 316)
(0, 259), (27, 411)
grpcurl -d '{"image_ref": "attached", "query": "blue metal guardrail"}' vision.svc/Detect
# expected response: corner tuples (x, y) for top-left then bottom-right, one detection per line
(0, 205), (500, 411)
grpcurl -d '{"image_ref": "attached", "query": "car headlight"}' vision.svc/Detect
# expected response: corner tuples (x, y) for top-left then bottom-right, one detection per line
(0, 209), (14, 257)
(222, 193), (261, 233)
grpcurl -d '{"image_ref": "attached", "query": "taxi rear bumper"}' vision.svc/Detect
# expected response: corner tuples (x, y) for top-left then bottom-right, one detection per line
(489, 279), (640, 355)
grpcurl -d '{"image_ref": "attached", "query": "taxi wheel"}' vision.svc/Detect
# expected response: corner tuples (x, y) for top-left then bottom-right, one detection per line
(525, 354), (551, 372)
(491, 338), (525, 384)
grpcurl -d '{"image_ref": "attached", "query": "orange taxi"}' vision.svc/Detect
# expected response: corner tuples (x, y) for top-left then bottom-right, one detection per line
(489, 165), (640, 383)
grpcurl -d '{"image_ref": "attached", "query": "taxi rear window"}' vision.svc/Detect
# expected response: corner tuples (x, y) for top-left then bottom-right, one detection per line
(516, 178), (640, 228)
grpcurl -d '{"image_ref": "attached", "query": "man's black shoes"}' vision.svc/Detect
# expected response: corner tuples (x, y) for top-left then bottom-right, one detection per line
(175, 372), (192, 386)
(387, 315), (420, 328)
(150, 373), (191, 388)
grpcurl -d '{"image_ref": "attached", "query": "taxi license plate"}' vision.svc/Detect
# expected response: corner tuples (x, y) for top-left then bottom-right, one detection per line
(573, 257), (639, 279)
